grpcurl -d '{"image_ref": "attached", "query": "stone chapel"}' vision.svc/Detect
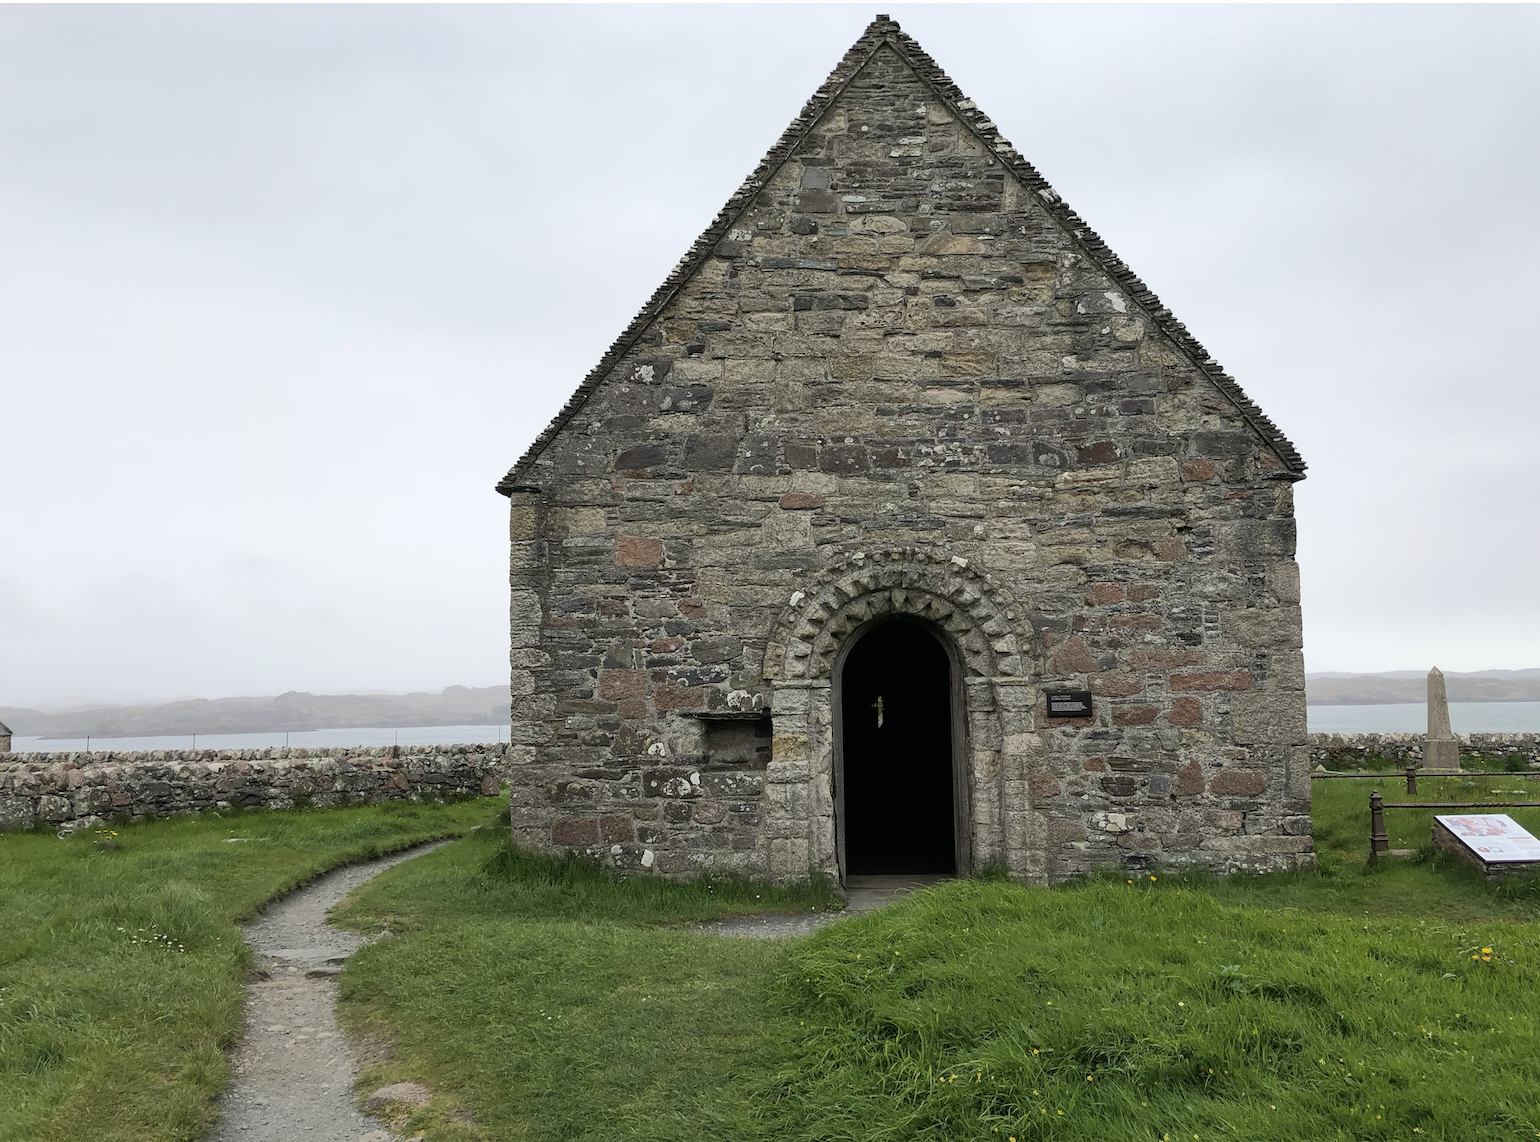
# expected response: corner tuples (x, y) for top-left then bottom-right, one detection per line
(497, 16), (1313, 884)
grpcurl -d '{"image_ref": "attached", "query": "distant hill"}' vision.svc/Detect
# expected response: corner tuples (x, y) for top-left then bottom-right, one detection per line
(1, 685), (510, 740)
(9, 672), (1538, 733)
(1306, 670), (1540, 706)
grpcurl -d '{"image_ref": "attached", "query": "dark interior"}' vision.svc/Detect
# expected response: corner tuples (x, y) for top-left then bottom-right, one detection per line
(840, 619), (956, 875)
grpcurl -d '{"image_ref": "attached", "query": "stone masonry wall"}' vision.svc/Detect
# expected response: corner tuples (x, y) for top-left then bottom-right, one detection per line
(0, 744), (506, 834)
(500, 24), (1311, 884)
(1308, 733), (1540, 768)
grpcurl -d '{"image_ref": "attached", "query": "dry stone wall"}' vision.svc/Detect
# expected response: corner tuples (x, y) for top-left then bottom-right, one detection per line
(0, 745), (505, 834)
(499, 21), (1311, 884)
(1308, 733), (1540, 768)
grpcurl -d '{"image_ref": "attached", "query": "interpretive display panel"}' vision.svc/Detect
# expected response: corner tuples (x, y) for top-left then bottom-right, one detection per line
(1434, 814), (1540, 863)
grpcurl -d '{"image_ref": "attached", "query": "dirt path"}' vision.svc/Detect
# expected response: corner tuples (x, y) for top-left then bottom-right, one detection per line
(211, 856), (937, 1137)
(210, 842), (449, 1142)
(697, 874), (944, 939)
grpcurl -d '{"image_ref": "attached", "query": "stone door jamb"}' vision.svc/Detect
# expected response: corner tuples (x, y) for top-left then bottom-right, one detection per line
(762, 549), (1031, 881)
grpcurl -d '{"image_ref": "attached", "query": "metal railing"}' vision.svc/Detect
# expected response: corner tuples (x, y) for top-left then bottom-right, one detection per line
(1317, 765), (1540, 795)
(1368, 788), (1540, 860)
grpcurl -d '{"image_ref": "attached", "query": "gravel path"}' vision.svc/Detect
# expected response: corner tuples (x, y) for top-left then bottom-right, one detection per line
(701, 912), (842, 939)
(211, 853), (938, 1138)
(210, 842), (449, 1142)
(695, 874), (946, 939)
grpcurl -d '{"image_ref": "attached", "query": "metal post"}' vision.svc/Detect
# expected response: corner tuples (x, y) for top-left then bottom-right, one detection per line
(1370, 790), (1389, 861)
(1406, 765), (1417, 796)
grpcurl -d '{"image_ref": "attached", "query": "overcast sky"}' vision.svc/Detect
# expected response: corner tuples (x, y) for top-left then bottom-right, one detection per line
(3, 4), (1538, 708)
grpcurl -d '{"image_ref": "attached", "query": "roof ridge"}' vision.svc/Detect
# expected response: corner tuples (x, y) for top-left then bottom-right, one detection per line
(497, 15), (1303, 494)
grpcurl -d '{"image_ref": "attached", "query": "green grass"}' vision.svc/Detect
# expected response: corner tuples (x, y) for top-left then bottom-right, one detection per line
(332, 778), (1540, 1142)
(12, 776), (1540, 1142)
(0, 797), (500, 1142)
(1463, 754), (1537, 774)
(762, 878), (1540, 1141)
(331, 833), (839, 1140)
(1303, 771), (1540, 921)
(341, 835), (839, 929)
(1316, 753), (1535, 775)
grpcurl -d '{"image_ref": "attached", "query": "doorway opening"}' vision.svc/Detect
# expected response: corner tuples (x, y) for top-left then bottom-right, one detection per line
(836, 617), (959, 876)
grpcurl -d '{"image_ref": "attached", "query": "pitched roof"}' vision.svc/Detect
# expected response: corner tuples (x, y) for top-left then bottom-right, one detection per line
(497, 15), (1305, 494)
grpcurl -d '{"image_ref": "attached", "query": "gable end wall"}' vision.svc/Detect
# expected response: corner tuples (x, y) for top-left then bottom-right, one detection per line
(505, 42), (1310, 883)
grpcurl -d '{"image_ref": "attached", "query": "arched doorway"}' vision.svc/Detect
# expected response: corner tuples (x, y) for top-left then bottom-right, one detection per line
(835, 617), (962, 877)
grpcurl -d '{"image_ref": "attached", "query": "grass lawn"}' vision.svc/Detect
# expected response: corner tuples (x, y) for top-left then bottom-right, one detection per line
(9, 771), (1540, 1142)
(334, 773), (1540, 1142)
(331, 841), (840, 1141)
(0, 797), (501, 1142)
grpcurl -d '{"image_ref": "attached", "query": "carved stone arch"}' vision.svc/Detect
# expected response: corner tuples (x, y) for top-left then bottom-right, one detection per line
(765, 548), (1024, 683)
(760, 547), (1026, 882)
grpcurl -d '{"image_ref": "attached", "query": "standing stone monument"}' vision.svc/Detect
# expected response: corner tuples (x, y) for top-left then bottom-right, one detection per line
(1423, 667), (1460, 771)
(0, 720), (10, 754)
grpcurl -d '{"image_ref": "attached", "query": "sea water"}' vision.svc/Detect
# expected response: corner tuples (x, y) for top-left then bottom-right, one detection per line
(1308, 702), (1540, 734)
(12, 706), (1538, 753)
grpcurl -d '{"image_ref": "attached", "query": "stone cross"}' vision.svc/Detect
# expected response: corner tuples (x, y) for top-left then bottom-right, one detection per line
(1423, 666), (1460, 771)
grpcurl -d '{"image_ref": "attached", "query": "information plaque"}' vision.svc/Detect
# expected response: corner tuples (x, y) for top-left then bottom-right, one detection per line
(1045, 690), (1093, 718)
(1434, 814), (1540, 863)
